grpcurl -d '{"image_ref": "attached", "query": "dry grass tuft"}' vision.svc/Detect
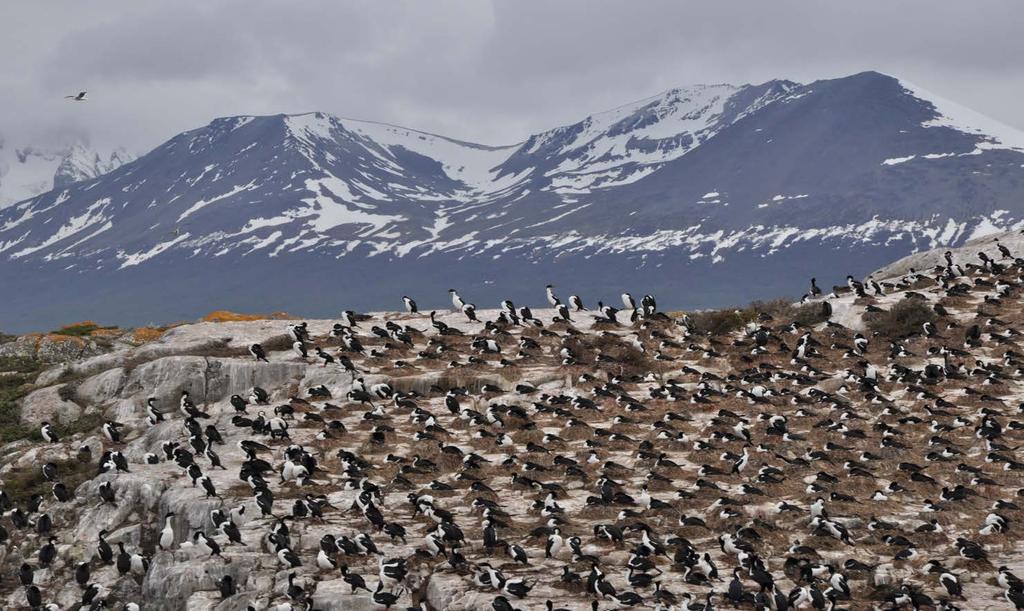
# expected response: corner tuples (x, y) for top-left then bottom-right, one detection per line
(52, 321), (119, 338)
(865, 298), (936, 339)
(130, 327), (167, 344)
(202, 310), (295, 323)
(684, 298), (829, 337)
(687, 308), (751, 336)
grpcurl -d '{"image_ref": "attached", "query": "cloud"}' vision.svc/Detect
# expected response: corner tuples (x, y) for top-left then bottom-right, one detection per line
(1, 0), (1022, 154)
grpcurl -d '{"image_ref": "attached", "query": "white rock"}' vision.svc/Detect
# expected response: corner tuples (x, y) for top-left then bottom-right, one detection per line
(19, 385), (82, 426)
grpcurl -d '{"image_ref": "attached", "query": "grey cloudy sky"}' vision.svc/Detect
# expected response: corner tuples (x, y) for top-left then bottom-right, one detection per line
(3, 0), (1023, 153)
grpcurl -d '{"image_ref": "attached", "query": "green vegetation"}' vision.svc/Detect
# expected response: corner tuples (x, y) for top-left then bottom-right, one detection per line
(686, 298), (830, 336)
(0, 356), (102, 444)
(866, 297), (936, 339)
(57, 382), (79, 402)
(55, 411), (104, 438)
(0, 356), (46, 443)
(2, 456), (95, 506)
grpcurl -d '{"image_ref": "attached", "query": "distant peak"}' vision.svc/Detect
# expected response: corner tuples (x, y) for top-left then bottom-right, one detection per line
(897, 77), (1024, 151)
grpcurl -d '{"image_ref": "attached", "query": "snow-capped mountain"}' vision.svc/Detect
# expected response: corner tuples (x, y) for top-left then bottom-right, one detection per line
(0, 138), (134, 208)
(2, 71), (1023, 331)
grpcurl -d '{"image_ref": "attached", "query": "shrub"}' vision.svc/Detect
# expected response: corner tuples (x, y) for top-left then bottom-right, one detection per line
(203, 310), (267, 322)
(57, 383), (80, 403)
(0, 357), (45, 443)
(685, 298), (830, 336)
(689, 310), (742, 336)
(130, 327), (166, 344)
(52, 321), (117, 337)
(202, 310), (295, 323)
(261, 334), (297, 352)
(0, 422), (35, 445)
(865, 298), (936, 339)
(56, 411), (104, 438)
(791, 302), (832, 327)
(688, 309), (757, 336)
(1, 456), (95, 506)
(0, 356), (45, 374)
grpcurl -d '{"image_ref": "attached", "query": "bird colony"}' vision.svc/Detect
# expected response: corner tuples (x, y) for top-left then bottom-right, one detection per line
(2, 241), (1024, 611)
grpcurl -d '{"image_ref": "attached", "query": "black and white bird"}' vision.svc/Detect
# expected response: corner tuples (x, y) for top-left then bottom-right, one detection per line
(315, 346), (335, 367)
(40, 422), (59, 443)
(598, 301), (618, 324)
(249, 343), (269, 362)
(101, 421), (123, 443)
(546, 284), (560, 307)
(158, 513), (176, 550)
(65, 91), (88, 101)
(449, 289), (465, 311)
(146, 397), (165, 424)
(403, 296), (418, 313)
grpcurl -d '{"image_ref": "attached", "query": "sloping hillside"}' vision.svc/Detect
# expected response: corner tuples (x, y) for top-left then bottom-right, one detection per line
(1, 241), (1024, 609)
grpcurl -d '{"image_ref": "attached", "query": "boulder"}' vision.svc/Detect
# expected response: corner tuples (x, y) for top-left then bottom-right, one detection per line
(311, 578), (376, 611)
(142, 552), (256, 611)
(123, 419), (186, 460)
(202, 358), (307, 403)
(121, 356), (209, 411)
(19, 385), (83, 426)
(426, 571), (493, 610)
(11, 443), (74, 468)
(107, 397), (145, 424)
(75, 473), (166, 542)
(120, 356), (308, 411)
(157, 486), (225, 547)
(0, 333), (109, 363)
(37, 352), (127, 386)
(158, 319), (336, 350)
(214, 592), (263, 611)
(75, 367), (128, 405)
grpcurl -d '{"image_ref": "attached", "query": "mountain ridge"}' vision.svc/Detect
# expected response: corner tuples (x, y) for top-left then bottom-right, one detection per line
(2, 70), (1023, 332)
(0, 138), (135, 208)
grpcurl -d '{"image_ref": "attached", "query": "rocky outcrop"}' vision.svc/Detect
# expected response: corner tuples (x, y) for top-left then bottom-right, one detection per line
(18, 384), (83, 425)
(0, 333), (110, 363)
(75, 366), (128, 405)
(142, 553), (257, 611)
(120, 356), (310, 411)
(8, 292), (1024, 611)
(871, 228), (1024, 281)
(425, 572), (494, 610)
(74, 473), (165, 543)
(310, 578), (375, 611)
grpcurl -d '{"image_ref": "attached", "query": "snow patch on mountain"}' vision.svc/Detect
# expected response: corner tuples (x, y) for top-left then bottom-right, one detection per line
(345, 119), (517, 192)
(882, 155), (915, 166)
(457, 214), (1022, 263)
(899, 78), (1024, 151)
(11, 198), (112, 259)
(178, 179), (260, 221)
(118, 232), (191, 268)
(0, 139), (134, 208)
(298, 177), (405, 234)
